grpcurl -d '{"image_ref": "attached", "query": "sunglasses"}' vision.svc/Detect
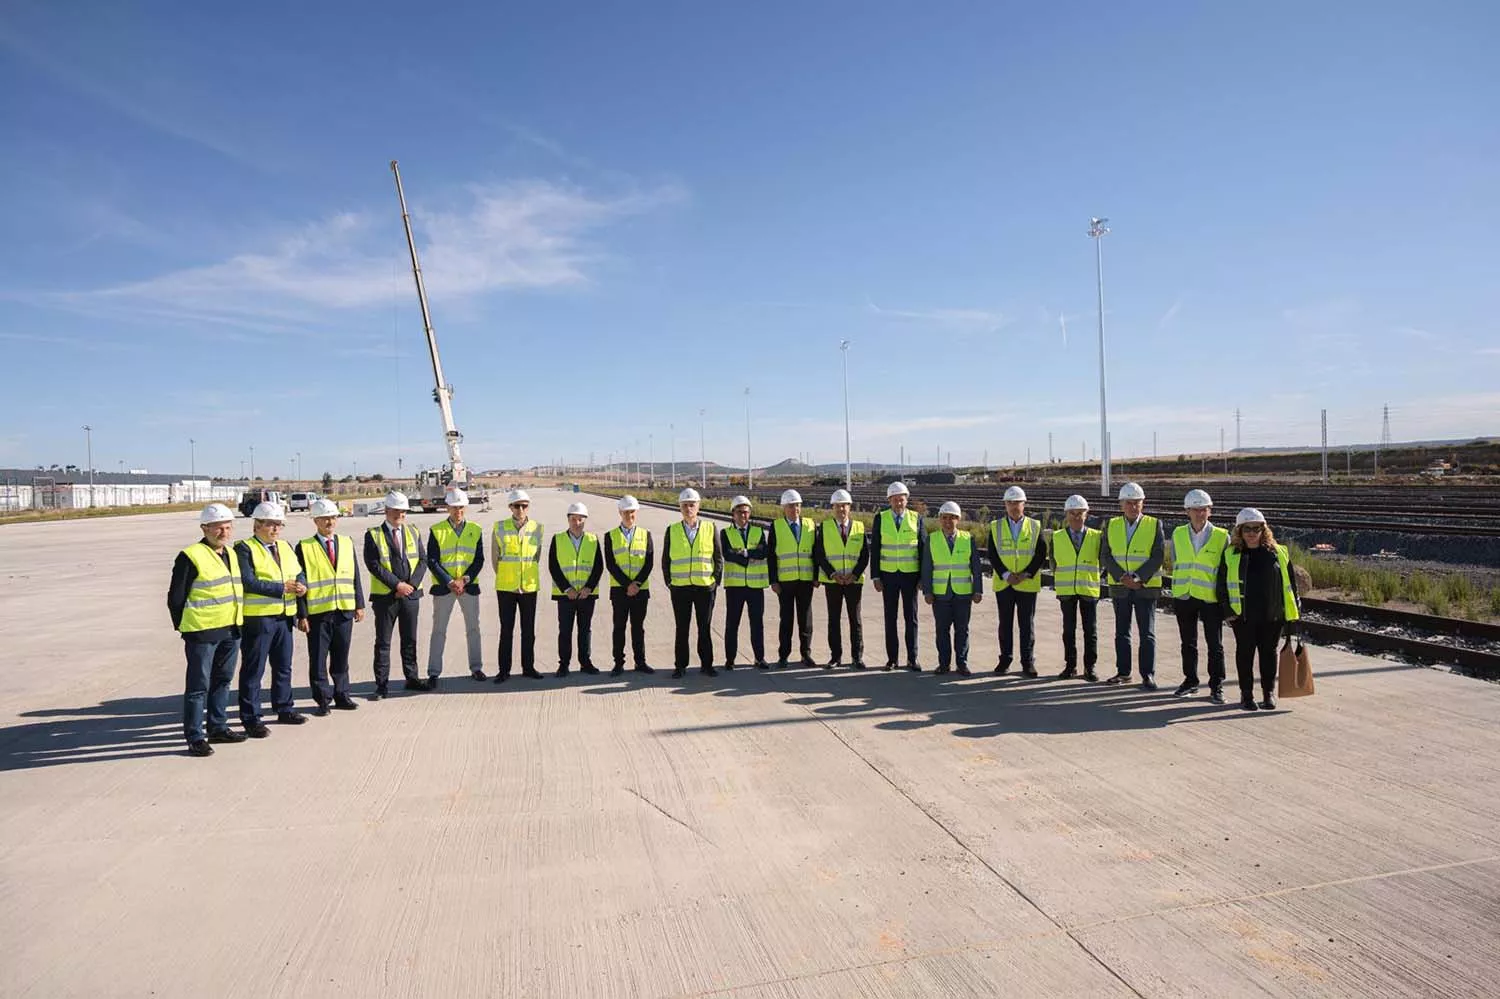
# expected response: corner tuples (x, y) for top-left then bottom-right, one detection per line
(1241, 524), (1264, 534)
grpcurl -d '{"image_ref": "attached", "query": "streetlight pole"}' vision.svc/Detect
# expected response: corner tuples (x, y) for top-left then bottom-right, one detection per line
(82, 425), (93, 508)
(249, 445), (256, 483)
(669, 425), (676, 489)
(296, 451), (302, 482)
(744, 387), (753, 492)
(699, 409), (707, 489)
(1088, 216), (1112, 499)
(649, 434), (654, 487)
(839, 339), (853, 491)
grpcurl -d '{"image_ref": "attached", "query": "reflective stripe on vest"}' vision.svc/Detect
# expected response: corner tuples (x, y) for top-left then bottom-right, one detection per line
(1051, 528), (1102, 598)
(430, 518), (482, 581)
(1223, 544), (1300, 621)
(179, 541), (244, 633)
(240, 538), (299, 617)
(551, 532), (600, 596)
(666, 521), (715, 587)
(1106, 516), (1161, 587)
(989, 517), (1042, 593)
(930, 532), (974, 596)
(493, 519), (544, 593)
(878, 509), (920, 573)
(607, 527), (651, 590)
(1171, 524), (1228, 602)
(298, 535), (356, 614)
(818, 519), (865, 584)
(773, 519), (816, 582)
(721, 524), (768, 589)
(367, 524), (421, 596)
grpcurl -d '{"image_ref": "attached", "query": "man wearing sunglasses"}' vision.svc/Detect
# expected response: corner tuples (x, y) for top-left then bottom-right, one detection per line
(492, 489), (545, 682)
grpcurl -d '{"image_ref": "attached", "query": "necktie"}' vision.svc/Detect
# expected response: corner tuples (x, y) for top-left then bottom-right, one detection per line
(269, 542), (281, 566)
(325, 537), (336, 563)
(840, 523), (848, 543)
(392, 527), (403, 558)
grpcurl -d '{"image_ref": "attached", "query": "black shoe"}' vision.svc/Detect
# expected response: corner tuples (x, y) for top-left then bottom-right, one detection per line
(581, 664), (601, 675)
(555, 666), (570, 677)
(313, 704), (331, 717)
(822, 659), (839, 670)
(470, 670), (487, 682)
(334, 697), (359, 711)
(956, 665), (972, 675)
(188, 740), (214, 757)
(934, 665), (951, 674)
(522, 669), (544, 679)
(492, 673), (508, 684)
(905, 662), (922, 672)
(994, 658), (1012, 674)
(1260, 694), (1277, 711)
(1104, 674), (1131, 685)
(404, 679), (429, 692)
(851, 661), (868, 670)
(1140, 677), (1159, 692)
(277, 712), (308, 725)
(1208, 686), (1225, 705)
(702, 665), (718, 677)
(723, 661), (736, 671)
(1084, 670), (1100, 683)
(428, 676), (441, 690)
(1174, 681), (1200, 697)
(635, 664), (655, 674)
(1058, 667), (1078, 679)
(755, 661), (770, 670)
(1241, 697), (1259, 711)
(775, 660), (790, 670)
(1021, 665), (1039, 678)
(882, 661), (896, 671)
(374, 686), (389, 699)
(207, 729), (247, 744)
(245, 723), (271, 739)
(800, 657), (817, 669)
(611, 665), (625, 676)
(672, 668), (686, 678)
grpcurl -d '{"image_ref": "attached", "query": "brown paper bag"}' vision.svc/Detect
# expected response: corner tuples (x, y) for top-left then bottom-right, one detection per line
(1278, 638), (1315, 698)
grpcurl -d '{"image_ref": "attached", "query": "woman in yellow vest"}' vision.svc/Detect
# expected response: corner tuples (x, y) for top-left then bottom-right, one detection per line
(986, 485), (1046, 677)
(167, 504), (246, 757)
(491, 489), (545, 681)
(922, 502), (983, 674)
(663, 488), (722, 677)
(547, 502), (603, 676)
(813, 489), (868, 669)
(1217, 508), (1300, 711)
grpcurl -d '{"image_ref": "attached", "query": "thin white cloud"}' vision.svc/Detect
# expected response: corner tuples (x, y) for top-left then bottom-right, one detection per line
(23, 179), (686, 329)
(1157, 296), (1183, 331)
(866, 298), (1008, 332)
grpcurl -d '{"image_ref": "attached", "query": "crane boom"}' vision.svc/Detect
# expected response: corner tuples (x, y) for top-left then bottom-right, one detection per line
(390, 160), (467, 487)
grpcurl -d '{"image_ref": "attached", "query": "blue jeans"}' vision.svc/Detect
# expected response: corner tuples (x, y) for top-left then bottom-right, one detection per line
(1112, 589), (1158, 678)
(184, 636), (239, 743)
(239, 615), (296, 724)
(932, 596), (973, 669)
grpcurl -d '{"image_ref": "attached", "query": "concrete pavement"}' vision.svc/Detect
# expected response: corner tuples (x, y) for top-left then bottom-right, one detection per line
(1, 489), (1497, 997)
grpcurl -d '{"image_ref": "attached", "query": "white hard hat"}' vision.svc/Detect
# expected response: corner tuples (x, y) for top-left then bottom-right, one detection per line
(886, 481), (910, 498)
(1118, 482), (1146, 501)
(310, 498), (341, 518)
(617, 494), (640, 512)
(445, 488), (469, 507)
(1183, 489), (1213, 509)
(829, 489), (852, 505)
(1063, 494), (1090, 512)
(1003, 486), (1027, 503)
(780, 489), (803, 505)
(938, 501), (962, 517)
(566, 501), (589, 517)
(252, 501), (286, 522)
(1235, 507), (1267, 526)
(507, 489), (531, 505)
(385, 490), (411, 511)
(678, 488), (701, 503)
(729, 495), (752, 510)
(199, 503), (234, 524)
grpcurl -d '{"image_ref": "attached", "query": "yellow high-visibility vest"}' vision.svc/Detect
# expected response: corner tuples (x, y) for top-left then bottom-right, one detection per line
(773, 518), (816, 582)
(298, 535), (357, 614)
(721, 524), (768, 589)
(1224, 544), (1300, 620)
(989, 517), (1042, 593)
(607, 526), (651, 591)
(666, 521), (715, 587)
(1170, 524), (1229, 603)
(817, 519), (865, 584)
(430, 518), (482, 580)
(493, 519), (544, 593)
(878, 509), (920, 574)
(366, 524), (421, 596)
(1051, 527), (1102, 598)
(551, 531), (600, 597)
(178, 541), (244, 633)
(239, 537), (300, 617)
(930, 531), (974, 596)
(1105, 516), (1162, 588)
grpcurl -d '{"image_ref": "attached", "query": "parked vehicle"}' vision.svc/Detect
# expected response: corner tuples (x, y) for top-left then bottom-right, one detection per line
(238, 489), (284, 518)
(288, 491), (318, 512)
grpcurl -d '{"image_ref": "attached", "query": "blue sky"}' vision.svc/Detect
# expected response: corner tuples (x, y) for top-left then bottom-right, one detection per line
(2, 1), (1497, 479)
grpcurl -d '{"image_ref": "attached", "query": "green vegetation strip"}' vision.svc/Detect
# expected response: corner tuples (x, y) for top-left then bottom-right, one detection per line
(0, 502), (204, 526)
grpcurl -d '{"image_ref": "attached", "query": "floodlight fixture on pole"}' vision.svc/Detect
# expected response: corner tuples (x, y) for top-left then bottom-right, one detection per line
(1088, 215), (1112, 499)
(840, 339), (853, 491)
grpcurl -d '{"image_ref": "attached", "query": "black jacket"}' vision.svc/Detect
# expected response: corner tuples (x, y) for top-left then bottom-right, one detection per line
(811, 519), (870, 582)
(547, 532), (604, 599)
(362, 521), (426, 600)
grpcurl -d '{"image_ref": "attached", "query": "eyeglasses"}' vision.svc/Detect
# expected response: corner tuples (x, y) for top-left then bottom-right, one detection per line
(511, 503), (529, 509)
(1241, 524), (1264, 534)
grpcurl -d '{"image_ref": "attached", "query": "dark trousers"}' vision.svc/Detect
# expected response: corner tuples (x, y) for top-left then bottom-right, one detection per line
(1176, 598), (1225, 686)
(496, 591), (538, 675)
(1058, 596), (1098, 670)
(371, 595), (420, 687)
(723, 586), (765, 664)
(611, 591), (650, 667)
(776, 580), (815, 661)
(1232, 618), (1282, 699)
(556, 598), (596, 667)
(880, 573), (920, 665)
(823, 583), (864, 662)
(932, 597), (972, 669)
(239, 615), (296, 724)
(1111, 589), (1158, 678)
(183, 635), (239, 743)
(994, 588), (1038, 667)
(670, 586), (716, 669)
(306, 611), (353, 707)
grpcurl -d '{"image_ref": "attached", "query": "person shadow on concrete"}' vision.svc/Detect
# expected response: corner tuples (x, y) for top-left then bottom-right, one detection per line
(0, 695), (185, 771)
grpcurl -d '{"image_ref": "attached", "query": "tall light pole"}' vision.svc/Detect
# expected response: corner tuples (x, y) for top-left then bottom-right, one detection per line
(744, 387), (753, 491)
(1088, 216), (1112, 499)
(669, 426), (676, 489)
(249, 445), (256, 483)
(840, 340), (853, 491)
(296, 451), (302, 482)
(82, 425), (93, 508)
(699, 408), (707, 488)
(648, 434), (654, 487)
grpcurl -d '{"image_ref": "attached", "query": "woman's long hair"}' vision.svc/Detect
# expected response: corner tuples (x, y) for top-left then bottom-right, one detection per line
(1229, 521), (1279, 552)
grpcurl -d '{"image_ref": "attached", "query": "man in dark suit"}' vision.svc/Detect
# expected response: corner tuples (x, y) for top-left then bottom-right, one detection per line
(363, 490), (428, 698)
(296, 498), (365, 714)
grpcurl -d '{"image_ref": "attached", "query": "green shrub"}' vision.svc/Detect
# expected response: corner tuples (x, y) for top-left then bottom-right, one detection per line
(1441, 574), (1474, 604)
(1405, 572), (1433, 604)
(1489, 587), (1500, 617)
(1423, 592), (1450, 616)
(1374, 571), (1402, 603)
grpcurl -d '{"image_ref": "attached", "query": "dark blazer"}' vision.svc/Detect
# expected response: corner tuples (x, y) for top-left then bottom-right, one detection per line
(869, 509), (926, 581)
(363, 520), (426, 600)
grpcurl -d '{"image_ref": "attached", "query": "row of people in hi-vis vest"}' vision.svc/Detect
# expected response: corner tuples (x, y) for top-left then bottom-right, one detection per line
(167, 480), (1299, 756)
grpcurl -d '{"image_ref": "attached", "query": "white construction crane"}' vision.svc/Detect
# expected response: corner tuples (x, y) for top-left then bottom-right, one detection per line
(390, 160), (486, 511)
